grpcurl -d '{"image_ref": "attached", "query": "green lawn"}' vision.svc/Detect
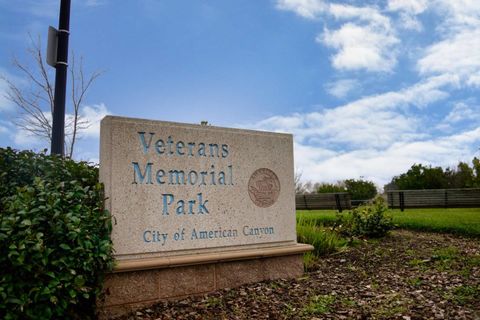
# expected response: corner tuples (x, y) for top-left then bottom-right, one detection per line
(297, 208), (480, 237)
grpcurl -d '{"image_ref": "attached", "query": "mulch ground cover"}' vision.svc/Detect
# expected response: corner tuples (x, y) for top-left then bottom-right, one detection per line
(118, 230), (479, 320)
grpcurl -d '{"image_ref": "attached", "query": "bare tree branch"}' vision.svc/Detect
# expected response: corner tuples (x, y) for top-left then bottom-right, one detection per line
(66, 53), (104, 158)
(2, 37), (102, 157)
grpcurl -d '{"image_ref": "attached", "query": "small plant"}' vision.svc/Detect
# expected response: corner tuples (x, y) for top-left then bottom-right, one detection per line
(407, 277), (423, 287)
(408, 258), (429, 266)
(302, 294), (336, 315)
(429, 246), (460, 271)
(334, 197), (394, 239)
(432, 246), (459, 261)
(282, 303), (296, 317)
(204, 296), (223, 308)
(340, 297), (356, 307)
(452, 285), (479, 305)
(467, 255), (480, 267)
(297, 218), (346, 257)
(302, 252), (316, 271)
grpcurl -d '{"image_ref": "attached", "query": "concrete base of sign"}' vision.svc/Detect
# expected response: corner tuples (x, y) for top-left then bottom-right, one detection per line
(97, 243), (312, 319)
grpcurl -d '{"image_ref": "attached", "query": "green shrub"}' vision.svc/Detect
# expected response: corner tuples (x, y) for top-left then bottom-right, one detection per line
(0, 148), (114, 319)
(334, 197), (393, 238)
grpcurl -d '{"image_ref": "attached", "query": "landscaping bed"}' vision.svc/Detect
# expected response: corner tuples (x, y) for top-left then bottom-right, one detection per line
(118, 230), (479, 319)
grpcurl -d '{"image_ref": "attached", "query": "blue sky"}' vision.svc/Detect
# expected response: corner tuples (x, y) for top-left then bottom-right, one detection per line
(1, 0), (479, 188)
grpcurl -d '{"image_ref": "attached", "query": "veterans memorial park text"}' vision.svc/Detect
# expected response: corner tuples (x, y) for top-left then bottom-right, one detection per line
(131, 131), (276, 246)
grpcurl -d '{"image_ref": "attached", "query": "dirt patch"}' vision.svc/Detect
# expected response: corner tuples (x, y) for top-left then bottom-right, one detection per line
(117, 230), (479, 319)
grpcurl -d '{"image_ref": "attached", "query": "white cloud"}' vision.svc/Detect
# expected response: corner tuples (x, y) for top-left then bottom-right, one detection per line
(293, 146), (411, 187)
(248, 74), (455, 149)
(387, 0), (428, 30)
(13, 128), (44, 148)
(398, 12), (424, 31)
(293, 127), (480, 188)
(270, 0), (480, 187)
(76, 103), (110, 138)
(434, 0), (480, 31)
(329, 4), (391, 29)
(388, 0), (428, 14)
(276, 0), (326, 19)
(332, 74), (454, 113)
(251, 109), (419, 151)
(319, 4), (399, 72)
(276, 2), (401, 72)
(64, 104), (107, 159)
(325, 79), (359, 98)
(467, 73), (480, 87)
(244, 73), (474, 187)
(11, 111), (51, 148)
(443, 102), (480, 124)
(414, 0), (480, 88)
(320, 23), (399, 72)
(68, 103), (110, 161)
(73, 146), (100, 164)
(418, 28), (480, 80)
(276, 0), (479, 75)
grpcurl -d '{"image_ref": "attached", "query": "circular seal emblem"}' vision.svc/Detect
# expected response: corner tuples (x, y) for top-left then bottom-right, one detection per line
(248, 168), (281, 208)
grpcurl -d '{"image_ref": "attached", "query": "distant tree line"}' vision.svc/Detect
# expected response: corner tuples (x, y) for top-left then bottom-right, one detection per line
(295, 174), (377, 201)
(295, 157), (480, 199)
(385, 157), (480, 191)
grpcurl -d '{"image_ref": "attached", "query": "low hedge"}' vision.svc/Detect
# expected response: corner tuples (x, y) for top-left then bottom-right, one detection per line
(0, 147), (114, 319)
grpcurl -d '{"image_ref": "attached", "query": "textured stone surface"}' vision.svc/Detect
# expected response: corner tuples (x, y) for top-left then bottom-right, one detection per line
(98, 254), (305, 319)
(214, 254), (305, 288)
(102, 270), (158, 306)
(157, 264), (215, 298)
(263, 255), (305, 280)
(215, 259), (265, 289)
(100, 116), (297, 261)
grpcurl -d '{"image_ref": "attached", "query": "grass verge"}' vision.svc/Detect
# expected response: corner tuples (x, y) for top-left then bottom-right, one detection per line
(390, 208), (480, 236)
(297, 208), (480, 237)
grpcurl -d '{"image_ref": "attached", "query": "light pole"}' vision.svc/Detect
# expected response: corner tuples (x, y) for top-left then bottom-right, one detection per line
(50, 0), (71, 156)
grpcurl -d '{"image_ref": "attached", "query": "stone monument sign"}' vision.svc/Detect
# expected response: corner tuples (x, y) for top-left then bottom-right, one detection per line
(98, 116), (311, 318)
(100, 116), (298, 260)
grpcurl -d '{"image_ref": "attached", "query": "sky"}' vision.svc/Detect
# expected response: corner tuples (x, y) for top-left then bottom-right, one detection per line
(0, 0), (479, 189)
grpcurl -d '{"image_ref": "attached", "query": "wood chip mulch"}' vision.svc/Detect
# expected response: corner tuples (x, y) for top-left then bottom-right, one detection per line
(118, 230), (479, 320)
